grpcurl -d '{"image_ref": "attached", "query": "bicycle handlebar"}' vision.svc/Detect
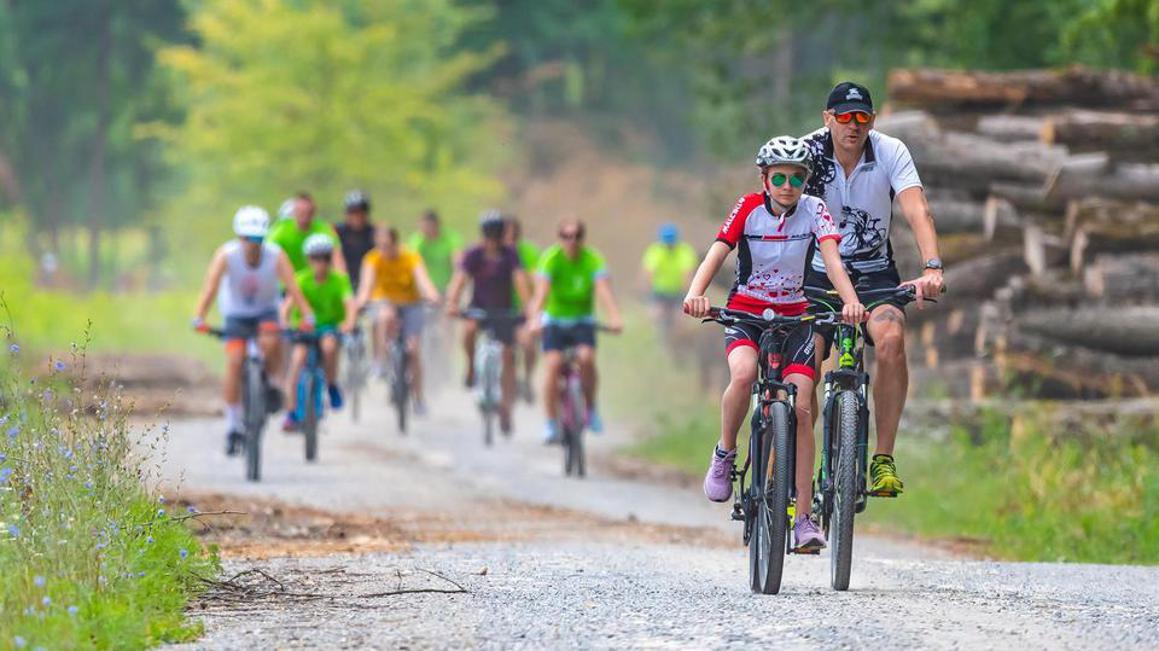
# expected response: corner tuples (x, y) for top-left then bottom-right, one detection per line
(803, 284), (943, 309)
(702, 307), (841, 328)
(454, 308), (526, 323)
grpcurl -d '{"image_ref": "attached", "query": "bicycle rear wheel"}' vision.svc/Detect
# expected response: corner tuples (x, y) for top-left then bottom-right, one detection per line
(243, 361), (266, 482)
(303, 370), (319, 462)
(750, 401), (791, 594)
(391, 341), (408, 435)
(565, 376), (586, 478)
(830, 390), (860, 591)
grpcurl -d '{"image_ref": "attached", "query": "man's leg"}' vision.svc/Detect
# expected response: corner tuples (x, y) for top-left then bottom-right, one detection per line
(223, 341), (244, 427)
(517, 324), (538, 401)
(865, 304), (907, 496)
(461, 318), (478, 387)
(258, 327), (283, 383)
(576, 344), (598, 412)
(500, 344), (516, 414)
(866, 305), (907, 455)
(541, 350), (564, 422)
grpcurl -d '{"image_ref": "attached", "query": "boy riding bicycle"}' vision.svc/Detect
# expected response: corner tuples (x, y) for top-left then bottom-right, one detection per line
(682, 136), (865, 551)
(281, 234), (358, 432)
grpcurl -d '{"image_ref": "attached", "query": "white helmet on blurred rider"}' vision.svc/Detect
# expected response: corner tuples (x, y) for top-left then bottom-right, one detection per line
(233, 205), (271, 238)
(302, 233), (335, 257)
(755, 136), (812, 173)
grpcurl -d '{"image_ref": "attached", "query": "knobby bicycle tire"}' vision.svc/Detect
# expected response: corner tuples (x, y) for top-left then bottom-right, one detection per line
(565, 376), (586, 477)
(752, 401), (792, 595)
(243, 360), (265, 482)
(391, 341), (408, 435)
(830, 390), (859, 591)
(303, 371), (319, 462)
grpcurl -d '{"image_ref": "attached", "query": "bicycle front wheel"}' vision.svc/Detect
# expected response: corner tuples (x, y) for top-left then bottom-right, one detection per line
(243, 361), (266, 482)
(563, 376), (586, 478)
(751, 401), (791, 595)
(830, 390), (860, 591)
(303, 371), (319, 462)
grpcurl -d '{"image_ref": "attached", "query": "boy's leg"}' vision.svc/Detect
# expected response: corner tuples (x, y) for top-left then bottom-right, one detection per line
(320, 334), (340, 384)
(284, 344), (307, 415)
(461, 318), (479, 387)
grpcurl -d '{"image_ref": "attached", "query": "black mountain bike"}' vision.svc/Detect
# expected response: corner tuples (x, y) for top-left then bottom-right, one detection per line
(805, 285), (934, 591)
(386, 326), (410, 435)
(342, 324), (368, 423)
(701, 307), (839, 594)
(202, 328), (275, 482)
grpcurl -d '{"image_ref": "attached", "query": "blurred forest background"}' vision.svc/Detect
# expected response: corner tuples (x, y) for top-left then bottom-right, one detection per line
(0, 0), (1154, 289)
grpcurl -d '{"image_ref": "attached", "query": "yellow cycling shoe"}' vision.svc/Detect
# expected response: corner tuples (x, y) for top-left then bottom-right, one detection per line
(869, 454), (904, 497)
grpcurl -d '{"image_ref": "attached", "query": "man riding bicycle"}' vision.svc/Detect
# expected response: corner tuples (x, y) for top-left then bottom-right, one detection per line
(526, 218), (624, 444)
(281, 234), (358, 432)
(800, 82), (945, 497)
(642, 222), (698, 339)
(335, 190), (375, 293)
(355, 227), (441, 415)
(268, 192), (347, 274)
(192, 206), (314, 455)
(683, 136), (865, 551)
(407, 210), (462, 295)
(445, 210), (533, 434)
(504, 215), (541, 403)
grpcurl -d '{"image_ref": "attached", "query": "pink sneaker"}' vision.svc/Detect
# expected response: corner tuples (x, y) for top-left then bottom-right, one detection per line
(703, 446), (737, 502)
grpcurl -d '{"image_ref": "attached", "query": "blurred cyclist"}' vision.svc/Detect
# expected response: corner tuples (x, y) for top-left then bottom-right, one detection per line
(268, 192), (347, 274)
(641, 222), (698, 342)
(335, 190), (376, 293)
(526, 218), (624, 443)
(407, 209), (462, 295)
(192, 206), (314, 455)
(356, 226), (441, 415)
(281, 234), (357, 432)
(504, 215), (541, 402)
(445, 210), (532, 433)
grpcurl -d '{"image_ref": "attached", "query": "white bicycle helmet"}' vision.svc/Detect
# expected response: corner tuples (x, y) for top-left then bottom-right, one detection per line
(755, 136), (812, 171)
(233, 205), (271, 238)
(344, 190), (370, 212)
(302, 233), (335, 257)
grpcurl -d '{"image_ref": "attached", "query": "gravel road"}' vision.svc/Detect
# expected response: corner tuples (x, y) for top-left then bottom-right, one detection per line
(158, 383), (1159, 650)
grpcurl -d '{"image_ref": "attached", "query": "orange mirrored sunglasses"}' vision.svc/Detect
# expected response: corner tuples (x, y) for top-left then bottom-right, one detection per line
(833, 111), (871, 124)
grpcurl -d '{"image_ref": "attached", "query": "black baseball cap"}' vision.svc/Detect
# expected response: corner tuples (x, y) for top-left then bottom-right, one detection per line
(826, 81), (874, 114)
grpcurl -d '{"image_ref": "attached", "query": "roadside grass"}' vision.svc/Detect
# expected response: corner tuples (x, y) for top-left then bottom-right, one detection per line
(864, 412), (1159, 564)
(0, 340), (218, 648)
(0, 251), (218, 368)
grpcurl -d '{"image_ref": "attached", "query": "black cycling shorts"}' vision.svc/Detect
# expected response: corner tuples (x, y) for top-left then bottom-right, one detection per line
(471, 315), (520, 346)
(723, 318), (817, 381)
(806, 263), (905, 353)
(542, 322), (596, 352)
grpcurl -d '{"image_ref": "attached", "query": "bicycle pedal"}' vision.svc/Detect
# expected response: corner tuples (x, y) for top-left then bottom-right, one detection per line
(790, 546), (822, 555)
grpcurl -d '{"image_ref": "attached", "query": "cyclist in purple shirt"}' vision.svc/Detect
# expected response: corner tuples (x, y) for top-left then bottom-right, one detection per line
(445, 211), (533, 432)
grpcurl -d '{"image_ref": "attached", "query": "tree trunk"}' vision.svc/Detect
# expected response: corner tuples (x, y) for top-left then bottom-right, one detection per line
(86, 0), (112, 290)
(1041, 110), (1159, 157)
(976, 115), (1045, 141)
(888, 66), (1159, 111)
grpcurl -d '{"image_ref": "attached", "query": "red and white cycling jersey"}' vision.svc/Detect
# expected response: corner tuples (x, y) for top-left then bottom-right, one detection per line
(716, 192), (841, 314)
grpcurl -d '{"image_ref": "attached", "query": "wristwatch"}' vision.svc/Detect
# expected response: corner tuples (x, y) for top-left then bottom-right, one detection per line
(923, 258), (944, 271)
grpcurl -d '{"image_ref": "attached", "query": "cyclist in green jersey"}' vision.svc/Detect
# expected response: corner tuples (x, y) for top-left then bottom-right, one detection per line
(505, 215), (541, 403)
(526, 218), (623, 443)
(407, 210), (463, 293)
(280, 234), (357, 431)
(268, 192), (347, 274)
(641, 222), (698, 342)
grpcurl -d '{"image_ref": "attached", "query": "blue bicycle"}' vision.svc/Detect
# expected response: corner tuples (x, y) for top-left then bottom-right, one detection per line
(289, 330), (333, 462)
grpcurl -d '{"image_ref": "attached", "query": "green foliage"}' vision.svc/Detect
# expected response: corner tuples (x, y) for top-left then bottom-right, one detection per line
(153, 0), (509, 266)
(0, 340), (218, 648)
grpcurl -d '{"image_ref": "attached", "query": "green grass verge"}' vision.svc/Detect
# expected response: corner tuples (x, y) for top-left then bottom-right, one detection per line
(1, 250), (218, 367)
(0, 343), (219, 648)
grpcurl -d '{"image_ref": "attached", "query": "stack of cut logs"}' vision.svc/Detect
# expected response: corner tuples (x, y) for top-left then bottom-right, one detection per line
(879, 66), (1159, 400)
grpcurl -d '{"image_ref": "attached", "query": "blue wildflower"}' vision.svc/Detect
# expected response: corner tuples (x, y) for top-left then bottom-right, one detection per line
(146, 536), (154, 544)
(158, 496), (166, 504)
(84, 481), (93, 490)
(53, 360), (66, 372)
(0, 467), (13, 485)
(33, 575), (44, 588)
(68, 605), (78, 616)
(179, 548), (188, 561)
(41, 596), (50, 606)
(6, 425), (19, 439)
(14, 635), (26, 648)
(186, 506), (197, 513)
(7, 524), (19, 538)
(8, 343), (19, 354)
(157, 508), (165, 517)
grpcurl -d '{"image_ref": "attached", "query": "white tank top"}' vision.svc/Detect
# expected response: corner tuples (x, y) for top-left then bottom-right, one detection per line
(217, 240), (282, 318)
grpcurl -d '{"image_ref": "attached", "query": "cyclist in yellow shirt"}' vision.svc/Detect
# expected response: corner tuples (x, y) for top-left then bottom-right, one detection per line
(641, 223), (699, 342)
(355, 226), (441, 414)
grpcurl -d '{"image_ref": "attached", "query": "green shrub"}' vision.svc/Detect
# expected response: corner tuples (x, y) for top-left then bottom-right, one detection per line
(0, 337), (218, 648)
